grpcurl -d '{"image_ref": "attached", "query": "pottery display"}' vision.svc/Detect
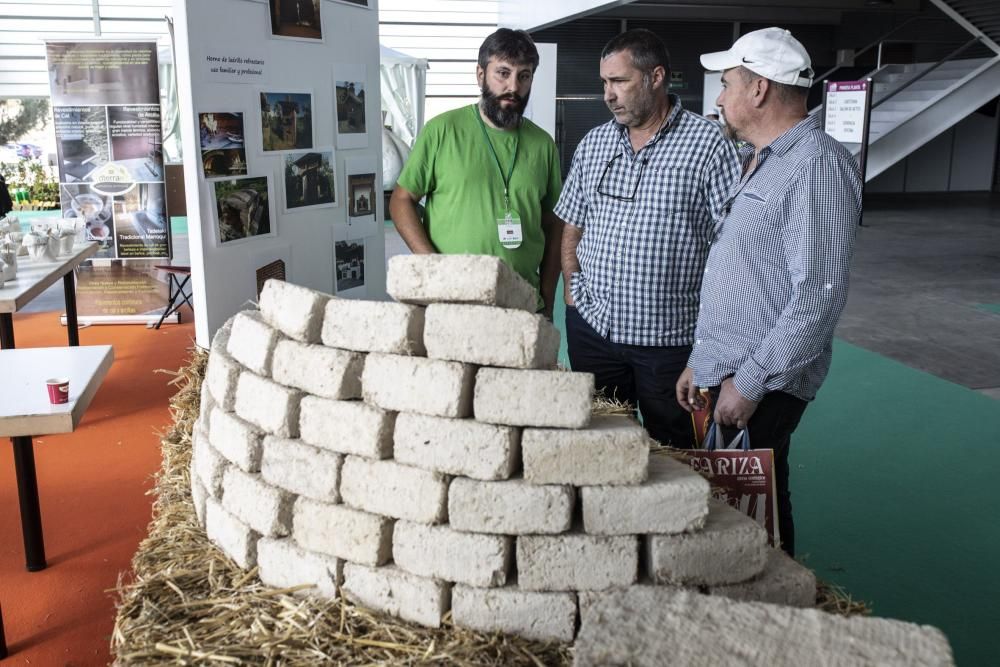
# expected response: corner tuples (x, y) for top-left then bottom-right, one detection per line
(23, 232), (58, 261)
(58, 230), (76, 255)
(0, 245), (17, 281)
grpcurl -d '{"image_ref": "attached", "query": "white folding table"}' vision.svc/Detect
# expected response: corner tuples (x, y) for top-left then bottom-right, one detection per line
(0, 344), (113, 658)
(0, 344), (113, 568)
(0, 242), (99, 349)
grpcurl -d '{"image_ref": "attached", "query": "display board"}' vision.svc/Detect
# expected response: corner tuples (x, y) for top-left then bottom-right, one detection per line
(45, 40), (172, 324)
(823, 80), (870, 144)
(822, 79), (873, 225)
(172, 0), (386, 347)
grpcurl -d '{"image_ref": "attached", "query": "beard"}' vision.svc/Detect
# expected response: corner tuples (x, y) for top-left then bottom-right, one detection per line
(480, 84), (529, 129)
(608, 80), (657, 128)
(720, 112), (742, 142)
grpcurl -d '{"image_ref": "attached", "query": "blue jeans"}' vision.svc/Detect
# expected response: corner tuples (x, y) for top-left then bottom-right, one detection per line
(565, 306), (694, 447)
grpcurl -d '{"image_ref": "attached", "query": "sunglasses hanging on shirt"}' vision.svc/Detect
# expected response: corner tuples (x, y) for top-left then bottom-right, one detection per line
(597, 152), (649, 202)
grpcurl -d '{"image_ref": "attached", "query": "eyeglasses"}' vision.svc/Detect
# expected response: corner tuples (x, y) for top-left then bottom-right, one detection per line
(597, 152), (648, 202)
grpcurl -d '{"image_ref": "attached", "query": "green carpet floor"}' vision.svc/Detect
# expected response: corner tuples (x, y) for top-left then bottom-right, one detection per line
(793, 339), (999, 666)
(975, 303), (1000, 316)
(559, 283), (997, 664)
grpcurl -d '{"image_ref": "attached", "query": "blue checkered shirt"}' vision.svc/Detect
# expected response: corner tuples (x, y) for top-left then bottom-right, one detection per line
(555, 96), (740, 347)
(688, 114), (863, 402)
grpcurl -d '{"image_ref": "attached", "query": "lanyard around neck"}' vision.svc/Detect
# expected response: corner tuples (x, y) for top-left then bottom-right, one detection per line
(474, 105), (519, 210)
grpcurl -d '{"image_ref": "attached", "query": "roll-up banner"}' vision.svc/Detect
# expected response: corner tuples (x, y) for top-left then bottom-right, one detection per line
(46, 40), (174, 324)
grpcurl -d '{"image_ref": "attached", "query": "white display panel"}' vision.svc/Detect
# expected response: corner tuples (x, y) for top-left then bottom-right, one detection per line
(172, 0), (386, 347)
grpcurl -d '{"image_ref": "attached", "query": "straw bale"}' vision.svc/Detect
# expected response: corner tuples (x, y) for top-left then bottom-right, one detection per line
(111, 347), (868, 666)
(113, 347), (574, 665)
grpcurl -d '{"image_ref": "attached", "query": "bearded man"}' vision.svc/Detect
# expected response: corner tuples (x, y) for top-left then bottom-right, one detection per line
(555, 29), (740, 446)
(390, 29), (562, 316)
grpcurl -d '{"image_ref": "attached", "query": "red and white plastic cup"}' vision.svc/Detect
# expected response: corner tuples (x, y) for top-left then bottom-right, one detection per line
(46, 378), (70, 404)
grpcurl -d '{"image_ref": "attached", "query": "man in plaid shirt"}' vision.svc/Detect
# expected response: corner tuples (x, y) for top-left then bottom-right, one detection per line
(678, 28), (863, 556)
(556, 29), (739, 447)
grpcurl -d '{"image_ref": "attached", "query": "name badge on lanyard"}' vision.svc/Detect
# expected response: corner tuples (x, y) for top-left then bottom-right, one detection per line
(497, 210), (523, 249)
(476, 105), (523, 251)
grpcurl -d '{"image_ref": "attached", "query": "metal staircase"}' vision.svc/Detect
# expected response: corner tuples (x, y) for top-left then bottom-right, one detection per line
(819, 0), (1000, 181)
(929, 0), (1000, 54)
(861, 55), (1000, 179)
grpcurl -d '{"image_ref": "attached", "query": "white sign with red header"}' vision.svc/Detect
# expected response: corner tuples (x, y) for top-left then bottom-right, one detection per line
(824, 80), (869, 143)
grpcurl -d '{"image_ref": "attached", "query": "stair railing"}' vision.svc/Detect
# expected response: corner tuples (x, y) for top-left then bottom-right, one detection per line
(810, 16), (937, 90)
(871, 35), (984, 110)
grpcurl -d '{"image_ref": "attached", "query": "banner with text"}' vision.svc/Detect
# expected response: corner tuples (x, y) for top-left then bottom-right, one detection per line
(46, 40), (172, 322)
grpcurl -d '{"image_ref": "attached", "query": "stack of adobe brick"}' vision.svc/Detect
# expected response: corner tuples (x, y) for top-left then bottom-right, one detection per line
(189, 254), (934, 655)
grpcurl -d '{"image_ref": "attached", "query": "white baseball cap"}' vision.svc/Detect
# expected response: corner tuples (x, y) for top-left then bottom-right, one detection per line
(700, 27), (814, 87)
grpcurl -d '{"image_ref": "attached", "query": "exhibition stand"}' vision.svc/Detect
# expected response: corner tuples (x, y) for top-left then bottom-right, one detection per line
(171, 0), (386, 348)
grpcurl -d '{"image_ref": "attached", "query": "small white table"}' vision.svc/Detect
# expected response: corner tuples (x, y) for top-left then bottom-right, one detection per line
(0, 345), (113, 572)
(0, 242), (99, 349)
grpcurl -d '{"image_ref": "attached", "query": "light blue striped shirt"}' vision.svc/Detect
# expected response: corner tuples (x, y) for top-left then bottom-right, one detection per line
(688, 114), (862, 402)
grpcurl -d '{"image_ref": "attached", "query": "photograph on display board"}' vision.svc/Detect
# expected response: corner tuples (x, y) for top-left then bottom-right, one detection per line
(60, 183), (116, 258)
(46, 41), (159, 107)
(108, 104), (163, 181)
(347, 172), (375, 217)
(335, 80), (366, 134)
(199, 112), (247, 178)
(268, 0), (322, 41)
(53, 106), (110, 183)
(213, 176), (274, 245)
(111, 183), (169, 259)
(256, 259), (286, 299)
(334, 239), (366, 293)
(260, 92), (313, 151)
(283, 149), (336, 211)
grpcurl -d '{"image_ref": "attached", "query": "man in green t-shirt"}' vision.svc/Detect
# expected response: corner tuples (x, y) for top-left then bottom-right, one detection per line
(389, 29), (563, 317)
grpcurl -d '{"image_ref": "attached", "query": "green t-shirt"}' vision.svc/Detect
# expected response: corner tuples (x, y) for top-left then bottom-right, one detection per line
(396, 104), (562, 291)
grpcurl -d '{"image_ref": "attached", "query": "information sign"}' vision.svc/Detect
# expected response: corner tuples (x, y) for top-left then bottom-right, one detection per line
(824, 80), (869, 143)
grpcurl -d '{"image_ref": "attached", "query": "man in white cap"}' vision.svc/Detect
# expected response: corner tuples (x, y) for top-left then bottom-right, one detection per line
(676, 27), (863, 556)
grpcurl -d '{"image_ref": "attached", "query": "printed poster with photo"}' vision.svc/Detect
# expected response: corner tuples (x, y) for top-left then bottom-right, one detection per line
(268, 0), (323, 41)
(53, 106), (109, 183)
(107, 104), (163, 181)
(347, 172), (375, 218)
(213, 175), (276, 246)
(344, 155), (379, 239)
(59, 183), (116, 258)
(111, 183), (170, 258)
(334, 64), (367, 149)
(199, 112), (248, 178)
(260, 91), (314, 152)
(248, 243), (292, 300)
(46, 41), (159, 107)
(47, 41), (168, 262)
(334, 238), (366, 296)
(283, 149), (337, 211)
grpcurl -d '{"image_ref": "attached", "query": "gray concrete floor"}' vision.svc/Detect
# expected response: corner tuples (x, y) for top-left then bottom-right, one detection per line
(837, 194), (1000, 399)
